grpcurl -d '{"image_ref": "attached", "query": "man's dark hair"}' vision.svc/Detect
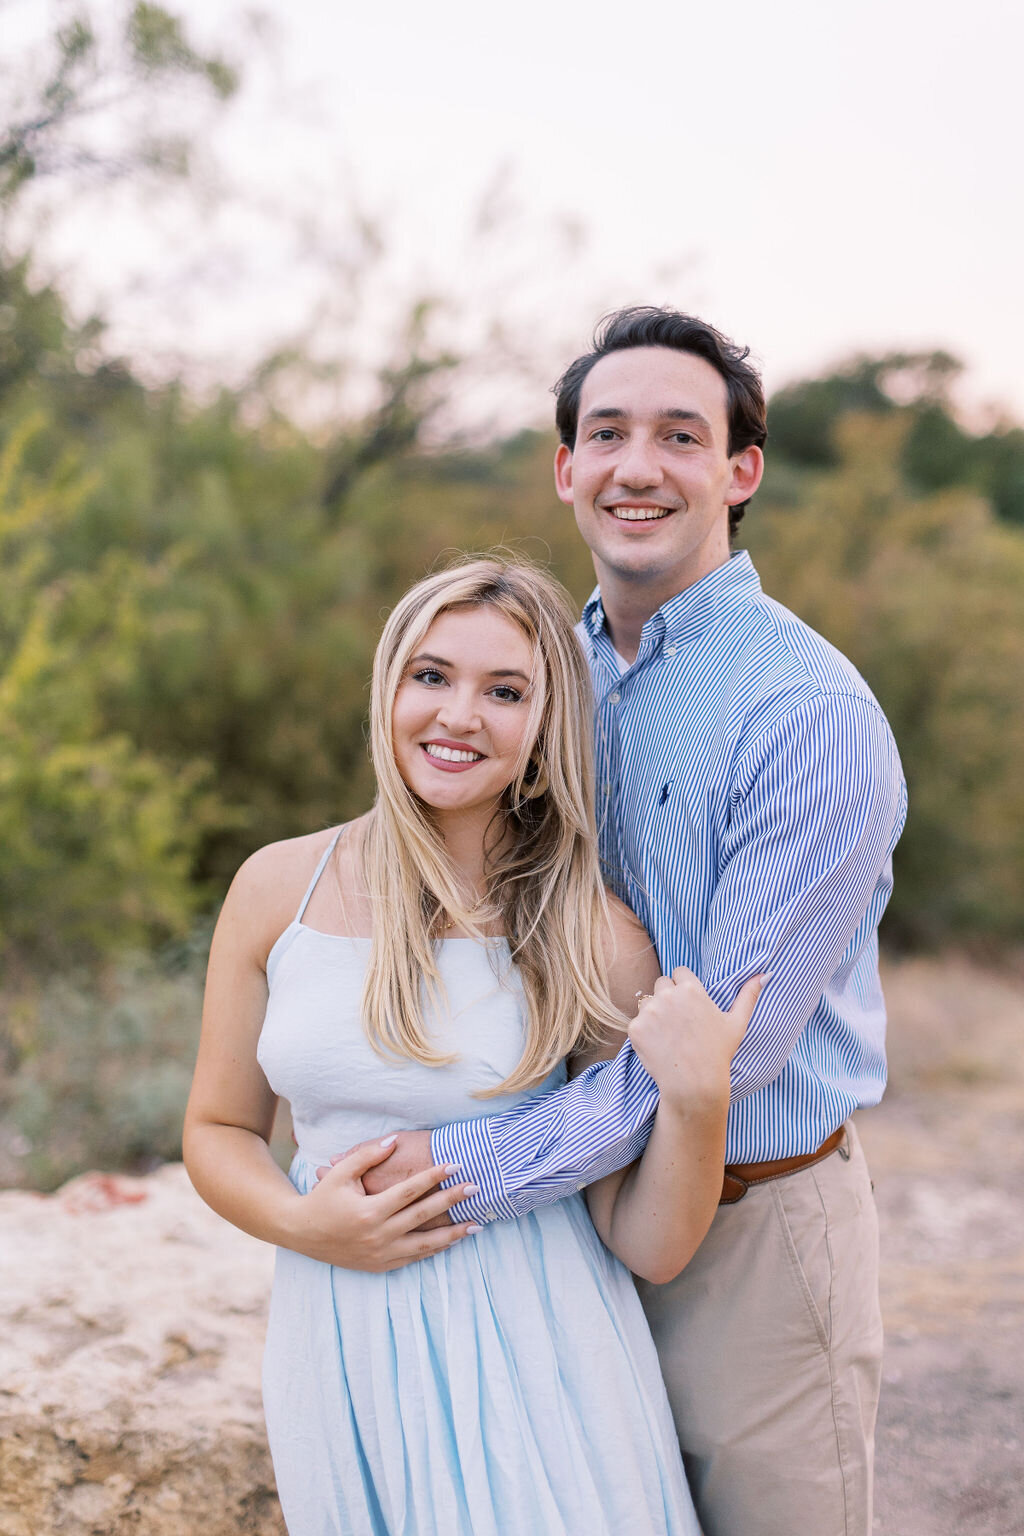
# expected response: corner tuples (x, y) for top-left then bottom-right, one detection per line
(553, 306), (767, 536)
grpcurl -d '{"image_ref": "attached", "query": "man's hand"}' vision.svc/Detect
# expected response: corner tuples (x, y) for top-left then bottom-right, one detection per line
(316, 1129), (459, 1232)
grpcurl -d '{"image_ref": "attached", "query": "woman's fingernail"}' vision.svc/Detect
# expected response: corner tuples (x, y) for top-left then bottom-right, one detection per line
(464, 1224), (483, 1234)
(462, 1183), (480, 1197)
(380, 1134), (397, 1148)
(444, 1163), (461, 1177)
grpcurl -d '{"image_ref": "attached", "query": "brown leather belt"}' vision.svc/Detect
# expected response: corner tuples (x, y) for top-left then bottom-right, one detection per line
(720, 1126), (847, 1205)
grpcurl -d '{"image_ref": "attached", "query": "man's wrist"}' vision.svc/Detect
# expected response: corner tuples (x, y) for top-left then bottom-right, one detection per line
(431, 1121), (517, 1225)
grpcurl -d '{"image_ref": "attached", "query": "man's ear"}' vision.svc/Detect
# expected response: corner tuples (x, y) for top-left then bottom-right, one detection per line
(554, 442), (575, 506)
(726, 445), (764, 507)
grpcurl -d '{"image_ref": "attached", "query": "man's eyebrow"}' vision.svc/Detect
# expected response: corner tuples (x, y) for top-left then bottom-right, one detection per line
(409, 653), (531, 682)
(580, 406), (714, 434)
(661, 408), (713, 434)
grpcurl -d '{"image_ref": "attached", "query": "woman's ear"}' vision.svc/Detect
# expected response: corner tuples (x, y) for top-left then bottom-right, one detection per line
(521, 757), (549, 800)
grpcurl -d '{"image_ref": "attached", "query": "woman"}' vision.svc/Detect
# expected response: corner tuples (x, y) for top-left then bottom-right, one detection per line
(184, 559), (763, 1535)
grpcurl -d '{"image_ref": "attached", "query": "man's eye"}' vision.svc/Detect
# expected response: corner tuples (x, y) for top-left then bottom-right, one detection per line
(670, 432), (695, 445)
(412, 668), (446, 686)
(592, 429), (618, 442)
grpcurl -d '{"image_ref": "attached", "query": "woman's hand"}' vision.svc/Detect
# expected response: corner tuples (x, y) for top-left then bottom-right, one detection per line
(587, 968), (769, 1284)
(293, 1137), (482, 1271)
(628, 968), (769, 1116)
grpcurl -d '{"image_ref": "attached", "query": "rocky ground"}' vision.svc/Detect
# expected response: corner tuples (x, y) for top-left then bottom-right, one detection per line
(1, 954), (1021, 1535)
(0, 1166), (282, 1536)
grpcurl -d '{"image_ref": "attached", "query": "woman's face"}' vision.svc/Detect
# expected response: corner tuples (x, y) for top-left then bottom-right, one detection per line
(392, 605), (539, 823)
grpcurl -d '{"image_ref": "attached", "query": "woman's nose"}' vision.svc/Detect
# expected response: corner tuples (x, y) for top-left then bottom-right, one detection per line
(436, 689), (482, 736)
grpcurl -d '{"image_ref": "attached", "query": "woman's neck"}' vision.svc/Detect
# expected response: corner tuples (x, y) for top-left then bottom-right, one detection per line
(432, 811), (492, 900)
(431, 804), (516, 917)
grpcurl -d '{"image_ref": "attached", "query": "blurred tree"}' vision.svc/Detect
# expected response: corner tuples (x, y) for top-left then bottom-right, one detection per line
(0, 1), (237, 206)
(749, 414), (1024, 946)
(969, 424), (1024, 527)
(0, 414), (209, 966)
(768, 351), (1024, 525)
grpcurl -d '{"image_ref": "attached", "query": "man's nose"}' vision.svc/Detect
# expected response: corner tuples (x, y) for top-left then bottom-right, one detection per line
(614, 433), (664, 487)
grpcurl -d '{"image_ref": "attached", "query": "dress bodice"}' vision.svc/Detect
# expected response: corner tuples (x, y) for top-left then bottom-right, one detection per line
(257, 922), (565, 1166)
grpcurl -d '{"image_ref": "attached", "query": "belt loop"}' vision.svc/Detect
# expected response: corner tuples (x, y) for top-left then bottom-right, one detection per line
(720, 1172), (750, 1205)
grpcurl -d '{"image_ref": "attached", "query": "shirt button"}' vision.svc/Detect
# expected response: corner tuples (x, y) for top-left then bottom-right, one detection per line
(479, 1208), (494, 1220)
(608, 691), (621, 704)
(665, 645), (677, 656)
(576, 1183), (586, 1192)
(602, 783), (611, 795)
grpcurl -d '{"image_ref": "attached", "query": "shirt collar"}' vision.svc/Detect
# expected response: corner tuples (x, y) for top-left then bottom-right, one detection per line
(582, 551), (762, 654)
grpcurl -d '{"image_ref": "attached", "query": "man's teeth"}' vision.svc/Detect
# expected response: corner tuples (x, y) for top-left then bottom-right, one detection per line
(613, 506), (671, 521)
(424, 744), (483, 763)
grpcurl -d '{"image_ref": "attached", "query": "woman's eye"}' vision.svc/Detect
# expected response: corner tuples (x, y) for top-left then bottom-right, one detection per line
(490, 685), (523, 703)
(412, 668), (446, 686)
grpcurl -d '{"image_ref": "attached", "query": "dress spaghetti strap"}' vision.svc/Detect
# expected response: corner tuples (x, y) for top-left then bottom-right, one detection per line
(295, 827), (345, 923)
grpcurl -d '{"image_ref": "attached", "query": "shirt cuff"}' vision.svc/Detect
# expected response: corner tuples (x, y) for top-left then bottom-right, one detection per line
(431, 1119), (520, 1225)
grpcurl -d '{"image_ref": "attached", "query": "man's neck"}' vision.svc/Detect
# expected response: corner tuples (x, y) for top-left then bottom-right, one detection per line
(597, 552), (730, 663)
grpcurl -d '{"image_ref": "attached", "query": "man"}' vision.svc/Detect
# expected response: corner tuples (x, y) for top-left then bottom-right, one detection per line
(359, 308), (907, 1535)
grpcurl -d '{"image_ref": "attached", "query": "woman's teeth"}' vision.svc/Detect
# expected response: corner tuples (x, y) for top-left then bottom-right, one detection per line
(424, 744), (483, 763)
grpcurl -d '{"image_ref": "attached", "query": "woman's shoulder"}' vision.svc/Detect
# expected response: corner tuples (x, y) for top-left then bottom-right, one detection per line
(223, 823), (358, 961)
(602, 891), (653, 952)
(600, 891), (659, 1016)
(235, 825), (343, 894)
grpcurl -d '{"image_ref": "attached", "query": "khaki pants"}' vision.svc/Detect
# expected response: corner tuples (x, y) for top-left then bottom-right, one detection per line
(635, 1122), (882, 1536)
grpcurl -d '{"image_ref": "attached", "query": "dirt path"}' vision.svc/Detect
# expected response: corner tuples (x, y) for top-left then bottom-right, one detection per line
(859, 956), (1024, 1536)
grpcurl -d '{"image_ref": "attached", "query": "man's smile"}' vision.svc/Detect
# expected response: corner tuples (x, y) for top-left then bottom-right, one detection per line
(605, 503), (675, 522)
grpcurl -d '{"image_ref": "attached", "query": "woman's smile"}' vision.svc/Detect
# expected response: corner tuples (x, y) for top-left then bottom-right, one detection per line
(421, 738), (487, 770)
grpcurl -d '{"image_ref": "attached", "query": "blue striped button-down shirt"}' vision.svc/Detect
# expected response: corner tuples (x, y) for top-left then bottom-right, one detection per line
(432, 552), (907, 1224)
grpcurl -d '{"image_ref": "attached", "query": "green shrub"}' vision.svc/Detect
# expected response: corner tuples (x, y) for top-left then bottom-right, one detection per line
(0, 933), (209, 1190)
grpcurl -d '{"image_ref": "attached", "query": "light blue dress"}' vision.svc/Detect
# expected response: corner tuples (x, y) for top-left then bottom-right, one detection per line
(258, 834), (699, 1536)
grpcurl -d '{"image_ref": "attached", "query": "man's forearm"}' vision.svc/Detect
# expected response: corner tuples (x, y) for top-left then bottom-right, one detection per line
(431, 1044), (661, 1225)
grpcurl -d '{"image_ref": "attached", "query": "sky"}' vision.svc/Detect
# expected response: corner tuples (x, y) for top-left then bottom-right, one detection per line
(8, 0), (1024, 430)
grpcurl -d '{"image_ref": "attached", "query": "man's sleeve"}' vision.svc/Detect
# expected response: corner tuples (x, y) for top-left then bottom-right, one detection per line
(698, 693), (906, 1100)
(432, 1042), (661, 1223)
(433, 691), (906, 1225)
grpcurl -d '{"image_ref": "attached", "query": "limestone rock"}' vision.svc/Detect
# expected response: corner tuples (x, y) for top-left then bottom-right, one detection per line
(0, 1166), (284, 1535)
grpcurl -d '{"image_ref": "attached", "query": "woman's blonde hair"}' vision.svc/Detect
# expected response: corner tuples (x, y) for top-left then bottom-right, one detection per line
(358, 556), (625, 1095)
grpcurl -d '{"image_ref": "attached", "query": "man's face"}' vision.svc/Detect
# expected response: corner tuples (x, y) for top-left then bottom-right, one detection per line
(554, 346), (763, 601)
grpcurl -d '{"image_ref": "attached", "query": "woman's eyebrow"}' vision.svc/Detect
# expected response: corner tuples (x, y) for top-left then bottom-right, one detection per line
(409, 653), (530, 683)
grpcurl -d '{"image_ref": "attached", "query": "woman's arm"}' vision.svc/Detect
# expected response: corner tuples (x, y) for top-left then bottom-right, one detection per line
(183, 835), (480, 1272)
(577, 900), (764, 1284)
